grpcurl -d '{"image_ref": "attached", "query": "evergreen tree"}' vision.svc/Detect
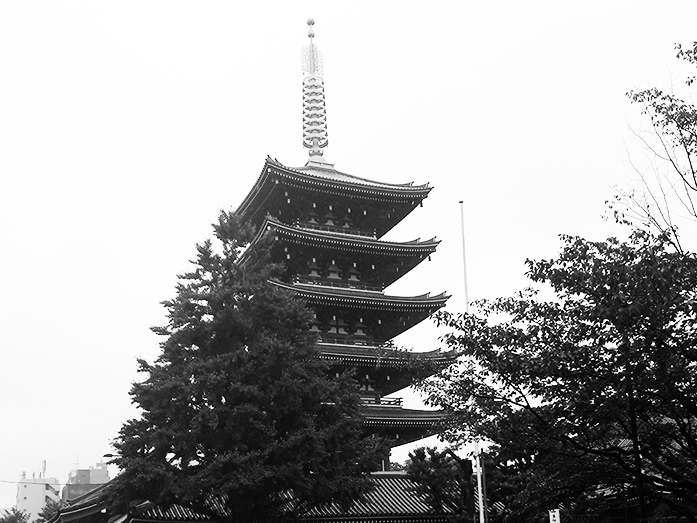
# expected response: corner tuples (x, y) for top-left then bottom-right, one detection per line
(109, 211), (385, 523)
(0, 509), (29, 523)
(34, 499), (62, 523)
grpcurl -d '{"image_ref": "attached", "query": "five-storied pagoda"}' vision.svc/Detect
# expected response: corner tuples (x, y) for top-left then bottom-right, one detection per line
(52, 20), (460, 523)
(237, 19), (452, 469)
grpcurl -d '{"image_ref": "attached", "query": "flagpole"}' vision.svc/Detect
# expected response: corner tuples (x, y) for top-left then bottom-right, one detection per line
(460, 200), (486, 523)
(458, 201), (470, 314)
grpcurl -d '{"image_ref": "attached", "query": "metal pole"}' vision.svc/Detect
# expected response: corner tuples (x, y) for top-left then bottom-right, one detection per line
(461, 201), (486, 523)
(475, 441), (486, 523)
(458, 201), (470, 314)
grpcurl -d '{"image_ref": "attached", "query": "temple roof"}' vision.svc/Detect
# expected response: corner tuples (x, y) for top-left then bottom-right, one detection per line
(236, 157), (432, 233)
(361, 405), (444, 427)
(297, 472), (454, 520)
(260, 218), (440, 254)
(274, 157), (431, 193)
(54, 474), (455, 523)
(319, 344), (458, 368)
(272, 281), (449, 310)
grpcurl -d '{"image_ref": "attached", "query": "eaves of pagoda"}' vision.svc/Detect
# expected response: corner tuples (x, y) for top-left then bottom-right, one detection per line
(361, 406), (446, 446)
(362, 405), (444, 426)
(272, 281), (449, 311)
(236, 157), (432, 233)
(258, 217), (440, 256)
(239, 217), (440, 287)
(318, 344), (458, 369)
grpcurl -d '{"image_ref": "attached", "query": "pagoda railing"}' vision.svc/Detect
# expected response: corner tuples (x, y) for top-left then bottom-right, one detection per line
(317, 334), (381, 347)
(362, 397), (403, 407)
(294, 277), (383, 292)
(296, 221), (376, 238)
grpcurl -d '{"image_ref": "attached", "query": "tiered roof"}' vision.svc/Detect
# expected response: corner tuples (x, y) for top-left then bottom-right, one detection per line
(237, 157), (431, 238)
(53, 473), (456, 523)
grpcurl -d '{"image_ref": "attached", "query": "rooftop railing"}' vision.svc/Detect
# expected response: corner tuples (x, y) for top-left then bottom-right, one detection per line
(296, 221), (376, 238)
(294, 277), (383, 292)
(362, 397), (403, 407)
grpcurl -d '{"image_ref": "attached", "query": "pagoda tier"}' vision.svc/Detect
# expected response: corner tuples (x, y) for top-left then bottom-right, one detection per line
(236, 157), (432, 238)
(320, 344), (458, 398)
(269, 281), (448, 343)
(252, 218), (440, 289)
(238, 154), (451, 459)
(361, 406), (444, 446)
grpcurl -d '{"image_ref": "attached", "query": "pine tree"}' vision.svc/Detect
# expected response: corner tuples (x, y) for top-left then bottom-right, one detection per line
(110, 211), (385, 523)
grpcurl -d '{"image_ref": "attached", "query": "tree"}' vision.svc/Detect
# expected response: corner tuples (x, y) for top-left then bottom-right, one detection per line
(109, 211), (386, 523)
(34, 499), (63, 523)
(406, 447), (473, 521)
(611, 42), (697, 252)
(421, 231), (697, 521)
(0, 509), (29, 523)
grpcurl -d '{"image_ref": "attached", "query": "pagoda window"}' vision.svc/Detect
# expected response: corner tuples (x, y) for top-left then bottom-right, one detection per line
(325, 208), (336, 226)
(329, 315), (348, 335)
(309, 312), (322, 333)
(348, 262), (360, 282)
(336, 317), (348, 335)
(308, 258), (321, 278)
(327, 260), (341, 280)
(354, 317), (367, 337)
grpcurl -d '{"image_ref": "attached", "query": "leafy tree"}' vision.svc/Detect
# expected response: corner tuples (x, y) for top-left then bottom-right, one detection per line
(406, 447), (473, 521)
(612, 42), (697, 252)
(421, 231), (697, 522)
(34, 499), (63, 523)
(0, 509), (29, 523)
(108, 211), (386, 523)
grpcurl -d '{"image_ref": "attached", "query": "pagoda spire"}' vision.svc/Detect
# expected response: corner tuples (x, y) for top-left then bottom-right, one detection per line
(302, 18), (330, 165)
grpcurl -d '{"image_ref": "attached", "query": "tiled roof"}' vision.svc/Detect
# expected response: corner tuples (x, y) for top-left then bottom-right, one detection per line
(263, 218), (440, 253)
(134, 473), (453, 522)
(276, 158), (431, 192)
(134, 500), (215, 522)
(319, 344), (457, 366)
(298, 472), (454, 520)
(362, 406), (444, 425)
(271, 281), (449, 309)
(55, 474), (453, 523)
(236, 157), (432, 219)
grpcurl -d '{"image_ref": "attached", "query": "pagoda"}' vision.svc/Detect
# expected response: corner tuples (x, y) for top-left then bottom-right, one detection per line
(236, 19), (452, 468)
(49, 20), (461, 523)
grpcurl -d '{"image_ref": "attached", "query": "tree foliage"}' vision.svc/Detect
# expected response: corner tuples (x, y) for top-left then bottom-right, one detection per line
(612, 42), (697, 252)
(406, 446), (473, 520)
(34, 499), (63, 523)
(421, 231), (697, 521)
(0, 509), (29, 523)
(109, 211), (385, 523)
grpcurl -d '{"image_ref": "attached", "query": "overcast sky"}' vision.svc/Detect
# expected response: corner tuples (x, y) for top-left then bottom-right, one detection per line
(1, 1), (696, 509)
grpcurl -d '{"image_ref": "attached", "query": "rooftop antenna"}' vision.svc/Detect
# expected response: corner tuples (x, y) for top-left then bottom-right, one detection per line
(302, 18), (330, 166)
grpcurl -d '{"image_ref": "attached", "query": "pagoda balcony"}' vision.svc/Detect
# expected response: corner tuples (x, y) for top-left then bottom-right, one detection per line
(362, 397), (403, 407)
(317, 334), (382, 347)
(294, 277), (383, 292)
(296, 220), (376, 239)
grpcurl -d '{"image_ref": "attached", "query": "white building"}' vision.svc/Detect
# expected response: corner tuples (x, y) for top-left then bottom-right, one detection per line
(16, 469), (60, 521)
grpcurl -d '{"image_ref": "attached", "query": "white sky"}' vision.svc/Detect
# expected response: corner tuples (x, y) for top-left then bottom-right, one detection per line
(1, 1), (696, 509)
